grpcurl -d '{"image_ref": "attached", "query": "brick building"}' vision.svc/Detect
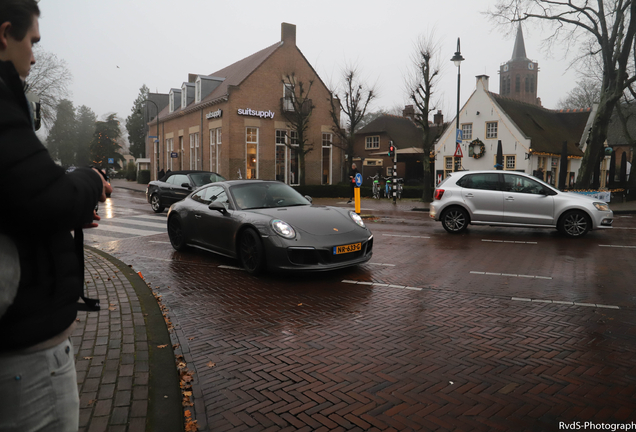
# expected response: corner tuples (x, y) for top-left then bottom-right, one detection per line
(145, 23), (342, 185)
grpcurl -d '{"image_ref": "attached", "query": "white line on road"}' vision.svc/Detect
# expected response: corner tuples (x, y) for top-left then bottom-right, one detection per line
(100, 219), (167, 229)
(149, 241), (171, 244)
(367, 262), (396, 267)
(482, 239), (538, 244)
(511, 297), (619, 309)
(91, 224), (163, 236)
(470, 271), (552, 280)
(341, 280), (423, 291)
(599, 244), (636, 249)
(383, 234), (430, 239)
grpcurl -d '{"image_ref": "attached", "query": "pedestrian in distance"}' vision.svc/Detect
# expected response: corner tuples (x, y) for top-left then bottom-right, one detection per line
(347, 162), (359, 204)
(0, 1), (112, 430)
(158, 168), (165, 181)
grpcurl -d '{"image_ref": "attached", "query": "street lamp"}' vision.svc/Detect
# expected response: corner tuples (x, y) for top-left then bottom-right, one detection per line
(143, 99), (160, 179)
(450, 38), (464, 171)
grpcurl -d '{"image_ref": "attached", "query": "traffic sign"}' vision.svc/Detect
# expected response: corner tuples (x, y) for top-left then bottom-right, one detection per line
(355, 173), (363, 187)
(453, 143), (463, 158)
(171, 152), (178, 158)
(456, 129), (463, 143)
(108, 158), (114, 164)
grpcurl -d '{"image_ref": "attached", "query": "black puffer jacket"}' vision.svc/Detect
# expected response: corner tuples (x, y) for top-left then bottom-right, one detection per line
(0, 59), (103, 351)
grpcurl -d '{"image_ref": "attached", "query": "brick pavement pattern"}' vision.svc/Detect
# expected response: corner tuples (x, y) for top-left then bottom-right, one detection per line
(74, 249), (149, 432)
(112, 234), (636, 432)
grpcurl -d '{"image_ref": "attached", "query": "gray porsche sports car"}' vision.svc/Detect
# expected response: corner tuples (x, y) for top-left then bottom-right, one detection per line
(166, 180), (374, 274)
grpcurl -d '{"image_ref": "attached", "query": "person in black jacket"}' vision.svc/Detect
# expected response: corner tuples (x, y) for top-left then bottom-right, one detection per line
(347, 162), (359, 204)
(0, 2), (112, 430)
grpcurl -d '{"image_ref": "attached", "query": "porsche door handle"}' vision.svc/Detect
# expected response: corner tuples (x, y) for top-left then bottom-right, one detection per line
(195, 215), (202, 219)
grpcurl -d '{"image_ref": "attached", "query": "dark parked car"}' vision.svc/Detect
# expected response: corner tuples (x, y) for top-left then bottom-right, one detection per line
(166, 180), (374, 274)
(146, 170), (225, 213)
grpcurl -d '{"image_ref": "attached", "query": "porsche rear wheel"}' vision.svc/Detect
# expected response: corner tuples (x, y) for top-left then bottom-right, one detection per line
(168, 216), (187, 251)
(150, 194), (165, 213)
(239, 228), (265, 275)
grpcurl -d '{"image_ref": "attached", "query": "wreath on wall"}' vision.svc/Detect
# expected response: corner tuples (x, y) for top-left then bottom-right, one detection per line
(471, 138), (486, 159)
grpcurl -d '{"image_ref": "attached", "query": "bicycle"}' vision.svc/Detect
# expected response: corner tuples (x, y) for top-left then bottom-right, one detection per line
(383, 177), (393, 199)
(396, 177), (404, 200)
(368, 174), (381, 199)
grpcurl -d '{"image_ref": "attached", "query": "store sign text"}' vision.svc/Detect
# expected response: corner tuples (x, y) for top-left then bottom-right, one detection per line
(237, 108), (275, 119)
(206, 109), (222, 119)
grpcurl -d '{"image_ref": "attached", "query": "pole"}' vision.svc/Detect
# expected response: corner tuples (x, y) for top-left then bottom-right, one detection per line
(393, 148), (397, 205)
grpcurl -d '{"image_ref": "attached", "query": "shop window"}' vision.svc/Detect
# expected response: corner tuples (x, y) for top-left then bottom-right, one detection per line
(505, 155), (516, 170)
(209, 129), (216, 173)
(246, 127), (258, 179)
(189, 133), (199, 170)
(290, 130), (299, 185)
(275, 130), (287, 182)
(322, 133), (332, 184)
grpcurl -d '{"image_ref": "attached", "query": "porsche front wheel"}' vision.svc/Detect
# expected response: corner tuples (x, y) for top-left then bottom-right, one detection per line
(239, 228), (265, 275)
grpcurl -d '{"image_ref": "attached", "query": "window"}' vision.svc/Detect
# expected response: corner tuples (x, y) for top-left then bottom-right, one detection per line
(275, 130), (287, 182)
(192, 185), (228, 205)
(179, 136), (184, 170)
(195, 79), (201, 103)
(461, 124), (472, 140)
(486, 122), (498, 139)
(458, 173), (500, 191)
(181, 89), (186, 108)
(444, 156), (453, 178)
(365, 136), (380, 150)
(246, 127), (258, 179)
(322, 133), (332, 184)
(209, 129), (216, 173)
(515, 75), (520, 92)
(505, 155), (516, 170)
(216, 129), (222, 174)
(189, 133), (199, 170)
(166, 138), (174, 171)
(283, 83), (294, 111)
(503, 174), (544, 194)
(290, 130), (299, 185)
(169, 93), (174, 113)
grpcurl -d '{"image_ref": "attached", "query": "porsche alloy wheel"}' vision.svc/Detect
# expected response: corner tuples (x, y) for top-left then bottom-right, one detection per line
(239, 228), (265, 275)
(150, 194), (165, 213)
(168, 217), (187, 251)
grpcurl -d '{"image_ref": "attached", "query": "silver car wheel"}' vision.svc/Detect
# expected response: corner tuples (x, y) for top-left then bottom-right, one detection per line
(560, 211), (590, 238)
(442, 207), (468, 234)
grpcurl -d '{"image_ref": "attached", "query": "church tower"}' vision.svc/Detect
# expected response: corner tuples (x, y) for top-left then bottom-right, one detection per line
(499, 24), (541, 106)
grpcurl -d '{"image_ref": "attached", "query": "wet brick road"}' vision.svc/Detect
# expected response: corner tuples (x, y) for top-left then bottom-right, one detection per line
(97, 211), (636, 432)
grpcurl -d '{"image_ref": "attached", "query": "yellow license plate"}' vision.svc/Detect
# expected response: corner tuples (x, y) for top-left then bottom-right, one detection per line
(333, 242), (362, 255)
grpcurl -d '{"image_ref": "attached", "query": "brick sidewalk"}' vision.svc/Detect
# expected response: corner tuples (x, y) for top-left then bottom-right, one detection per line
(75, 247), (182, 432)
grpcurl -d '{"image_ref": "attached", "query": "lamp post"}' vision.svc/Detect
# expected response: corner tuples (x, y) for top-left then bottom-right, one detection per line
(143, 99), (160, 179)
(450, 38), (464, 171)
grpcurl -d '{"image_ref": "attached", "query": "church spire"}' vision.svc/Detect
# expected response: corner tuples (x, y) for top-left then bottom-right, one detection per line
(511, 23), (528, 61)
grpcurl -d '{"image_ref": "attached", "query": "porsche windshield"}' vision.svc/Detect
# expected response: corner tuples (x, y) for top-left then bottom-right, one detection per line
(231, 183), (310, 210)
(190, 172), (226, 187)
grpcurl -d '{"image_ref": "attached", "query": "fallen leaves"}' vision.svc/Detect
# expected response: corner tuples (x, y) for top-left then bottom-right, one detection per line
(206, 361), (216, 368)
(184, 410), (198, 432)
(157, 344), (168, 349)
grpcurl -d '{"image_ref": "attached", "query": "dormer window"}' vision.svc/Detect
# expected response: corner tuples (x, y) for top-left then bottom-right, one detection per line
(169, 92), (174, 113)
(195, 78), (202, 103)
(181, 84), (187, 108)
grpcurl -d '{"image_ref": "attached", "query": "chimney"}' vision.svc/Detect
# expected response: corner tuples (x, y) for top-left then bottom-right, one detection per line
(403, 105), (415, 121)
(433, 110), (443, 126)
(281, 23), (296, 46)
(476, 75), (490, 91)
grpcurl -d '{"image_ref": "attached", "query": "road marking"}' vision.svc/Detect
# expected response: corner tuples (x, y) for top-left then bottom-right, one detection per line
(99, 218), (166, 229)
(470, 271), (552, 280)
(511, 297), (619, 309)
(599, 244), (636, 249)
(482, 239), (537, 244)
(218, 265), (244, 271)
(149, 241), (171, 244)
(383, 234), (430, 239)
(367, 262), (396, 267)
(341, 280), (422, 291)
(612, 227), (636, 229)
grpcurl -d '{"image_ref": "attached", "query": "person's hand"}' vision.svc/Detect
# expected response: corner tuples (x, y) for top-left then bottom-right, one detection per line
(92, 168), (113, 202)
(83, 210), (100, 229)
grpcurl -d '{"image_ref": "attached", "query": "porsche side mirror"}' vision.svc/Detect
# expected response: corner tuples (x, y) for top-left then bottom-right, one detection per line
(208, 201), (229, 215)
(304, 195), (312, 204)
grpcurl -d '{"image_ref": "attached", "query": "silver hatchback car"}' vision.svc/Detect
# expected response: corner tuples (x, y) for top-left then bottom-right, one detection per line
(430, 171), (613, 238)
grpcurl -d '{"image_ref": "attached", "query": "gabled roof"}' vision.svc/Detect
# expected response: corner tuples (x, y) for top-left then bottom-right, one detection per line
(490, 93), (588, 156)
(356, 115), (445, 147)
(156, 42), (281, 119)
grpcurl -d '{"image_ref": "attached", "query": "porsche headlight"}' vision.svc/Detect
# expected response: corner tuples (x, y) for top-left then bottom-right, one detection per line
(349, 211), (366, 228)
(593, 202), (610, 211)
(271, 219), (296, 239)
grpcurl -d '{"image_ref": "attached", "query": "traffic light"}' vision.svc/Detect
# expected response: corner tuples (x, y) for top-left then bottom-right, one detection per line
(388, 144), (395, 157)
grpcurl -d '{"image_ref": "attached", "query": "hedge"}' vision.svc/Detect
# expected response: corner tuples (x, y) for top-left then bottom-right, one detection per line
(137, 170), (150, 184)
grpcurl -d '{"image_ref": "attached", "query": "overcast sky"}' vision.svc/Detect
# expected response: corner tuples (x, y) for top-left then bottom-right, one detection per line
(37, 0), (580, 127)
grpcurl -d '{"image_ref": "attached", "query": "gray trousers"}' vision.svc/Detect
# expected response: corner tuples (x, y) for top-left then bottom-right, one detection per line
(0, 338), (79, 432)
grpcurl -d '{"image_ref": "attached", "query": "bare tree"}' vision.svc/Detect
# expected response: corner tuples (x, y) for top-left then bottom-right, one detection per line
(557, 77), (602, 110)
(26, 46), (73, 130)
(280, 73), (315, 186)
(488, 0), (636, 188)
(406, 33), (443, 202)
(328, 66), (377, 176)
